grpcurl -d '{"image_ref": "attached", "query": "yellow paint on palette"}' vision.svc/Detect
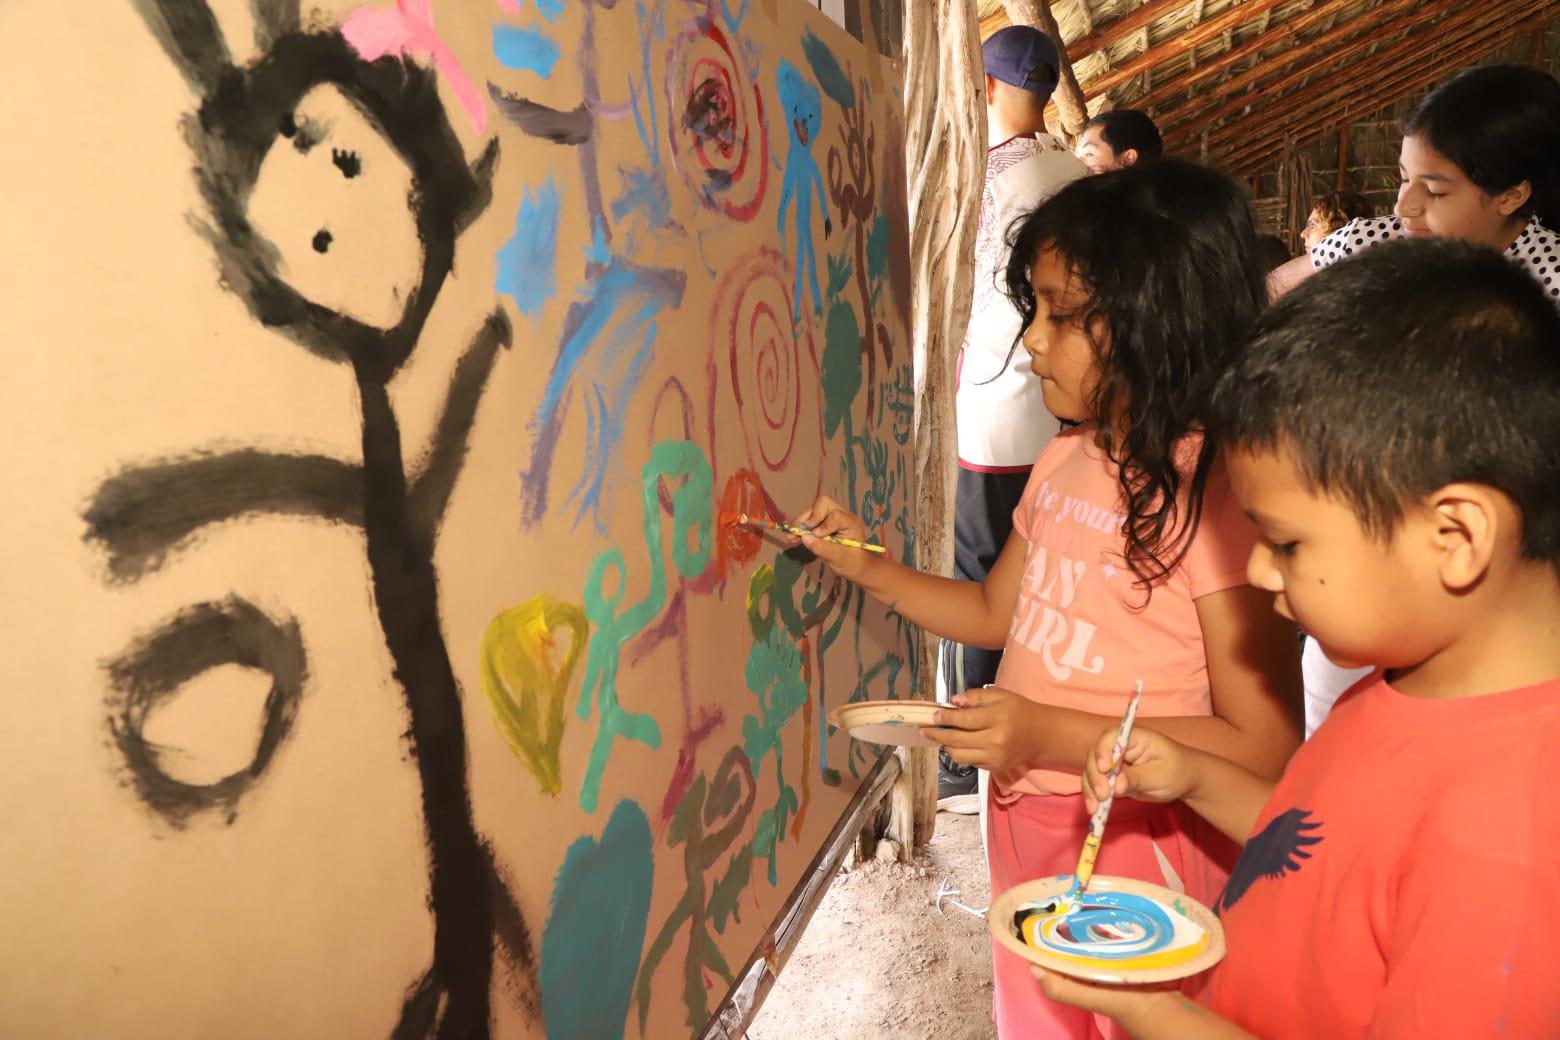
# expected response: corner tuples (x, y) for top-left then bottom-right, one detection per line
(479, 594), (590, 796)
(1019, 914), (1212, 972)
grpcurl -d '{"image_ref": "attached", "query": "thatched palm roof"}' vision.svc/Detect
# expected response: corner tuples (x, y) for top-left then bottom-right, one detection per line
(977, 0), (1559, 175)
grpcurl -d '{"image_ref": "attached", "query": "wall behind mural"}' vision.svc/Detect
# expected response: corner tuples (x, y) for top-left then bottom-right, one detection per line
(0, 1), (914, 1038)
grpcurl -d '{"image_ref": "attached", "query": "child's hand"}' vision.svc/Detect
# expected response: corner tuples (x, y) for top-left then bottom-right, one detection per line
(924, 686), (1044, 773)
(1033, 968), (1186, 1033)
(1082, 725), (1198, 813)
(791, 496), (877, 581)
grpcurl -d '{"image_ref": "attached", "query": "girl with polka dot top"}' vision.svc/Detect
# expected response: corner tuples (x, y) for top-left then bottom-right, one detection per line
(1272, 65), (1560, 308)
(1275, 64), (1560, 741)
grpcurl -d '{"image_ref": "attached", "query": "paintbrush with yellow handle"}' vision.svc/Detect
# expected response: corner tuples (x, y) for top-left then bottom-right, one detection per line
(1067, 679), (1145, 900)
(719, 511), (888, 555)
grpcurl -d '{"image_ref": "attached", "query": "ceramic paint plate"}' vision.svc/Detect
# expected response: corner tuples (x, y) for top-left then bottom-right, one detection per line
(826, 699), (944, 747)
(988, 874), (1225, 985)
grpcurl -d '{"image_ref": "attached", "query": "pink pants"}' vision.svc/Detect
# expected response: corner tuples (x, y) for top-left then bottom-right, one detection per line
(986, 786), (1238, 1039)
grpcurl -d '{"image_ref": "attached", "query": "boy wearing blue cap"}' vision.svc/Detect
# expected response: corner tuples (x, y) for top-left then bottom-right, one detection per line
(940, 26), (1088, 811)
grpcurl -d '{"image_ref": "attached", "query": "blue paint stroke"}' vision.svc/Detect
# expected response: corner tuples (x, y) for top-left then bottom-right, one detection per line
(528, 0), (566, 21)
(776, 60), (828, 319)
(626, 0), (662, 165)
(518, 259), (687, 532)
(493, 25), (560, 78)
(611, 166), (675, 231)
(802, 29), (855, 111)
(540, 800), (653, 1040)
(496, 177), (561, 319)
(721, 0), (749, 30)
(1016, 890), (1183, 959)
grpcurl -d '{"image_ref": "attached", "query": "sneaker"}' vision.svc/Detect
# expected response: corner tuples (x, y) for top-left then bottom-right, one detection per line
(937, 763), (979, 815)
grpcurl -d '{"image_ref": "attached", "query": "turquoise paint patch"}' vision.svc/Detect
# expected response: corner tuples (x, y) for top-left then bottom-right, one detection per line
(493, 25), (560, 77)
(867, 212), (890, 283)
(540, 800), (654, 1040)
(821, 301), (861, 438)
(496, 177), (561, 319)
(801, 29), (855, 110)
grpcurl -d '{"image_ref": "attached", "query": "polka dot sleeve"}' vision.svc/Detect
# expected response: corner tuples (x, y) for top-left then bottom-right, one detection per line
(1508, 217), (1560, 306)
(1309, 215), (1404, 270)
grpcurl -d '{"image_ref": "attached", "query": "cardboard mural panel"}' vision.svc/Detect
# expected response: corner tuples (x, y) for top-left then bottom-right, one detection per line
(0, 0), (915, 1037)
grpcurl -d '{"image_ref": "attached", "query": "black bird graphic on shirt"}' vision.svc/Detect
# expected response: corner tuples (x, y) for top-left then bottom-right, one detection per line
(1216, 808), (1324, 914)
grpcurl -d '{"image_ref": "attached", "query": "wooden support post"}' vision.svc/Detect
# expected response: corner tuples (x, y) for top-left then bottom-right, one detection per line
(1335, 127), (1349, 191)
(1002, 0), (1089, 137)
(899, 0), (985, 860)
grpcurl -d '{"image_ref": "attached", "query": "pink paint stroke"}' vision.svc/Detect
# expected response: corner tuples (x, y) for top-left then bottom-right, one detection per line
(343, 0), (489, 133)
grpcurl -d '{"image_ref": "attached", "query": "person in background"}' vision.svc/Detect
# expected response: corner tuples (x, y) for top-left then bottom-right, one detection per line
(1267, 64), (1560, 734)
(1254, 234), (1292, 273)
(938, 25), (1088, 813)
(1300, 189), (1375, 253)
(1075, 108), (1163, 174)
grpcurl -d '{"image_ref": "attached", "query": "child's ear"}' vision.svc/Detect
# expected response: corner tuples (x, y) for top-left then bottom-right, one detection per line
(1495, 180), (1533, 218)
(1427, 483), (1502, 593)
(984, 74), (998, 106)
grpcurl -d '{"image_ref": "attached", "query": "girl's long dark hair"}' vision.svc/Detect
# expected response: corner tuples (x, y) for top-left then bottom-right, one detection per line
(1002, 159), (1268, 591)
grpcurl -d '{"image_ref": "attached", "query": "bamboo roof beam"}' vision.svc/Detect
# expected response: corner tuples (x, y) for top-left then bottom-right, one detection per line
(1206, 3), (1524, 164)
(1078, 0), (1292, 100)
(1221, 3), (1556, 171)
(1163, 0), (1481, 145)
(1132, 0), (1366, 112)
(981, 0), (1196, 62)
(1066, 0), (1195, 63)
(1207, 0), (1547, 162)
(1226, 10), (1559, 174)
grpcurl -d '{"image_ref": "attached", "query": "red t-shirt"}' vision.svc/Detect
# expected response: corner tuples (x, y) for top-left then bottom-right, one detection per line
(1206, 674), (1560, 1038)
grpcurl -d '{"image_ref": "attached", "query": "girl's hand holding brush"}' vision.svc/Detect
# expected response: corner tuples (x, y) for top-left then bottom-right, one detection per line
(789, 496), (885, 581)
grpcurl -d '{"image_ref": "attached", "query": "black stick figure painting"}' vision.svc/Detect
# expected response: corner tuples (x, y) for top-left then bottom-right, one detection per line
(97, 2), (535, 1035)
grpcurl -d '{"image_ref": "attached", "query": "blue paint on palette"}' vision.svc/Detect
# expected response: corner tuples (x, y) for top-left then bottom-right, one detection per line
(493, 25), (560, 78)
(540, 800), (654, 1040)
(801, 29), (855, 111)
(496, 178), (561, 319)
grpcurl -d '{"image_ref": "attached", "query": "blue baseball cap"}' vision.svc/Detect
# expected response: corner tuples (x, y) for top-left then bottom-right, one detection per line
(983, 26), (1061, 96)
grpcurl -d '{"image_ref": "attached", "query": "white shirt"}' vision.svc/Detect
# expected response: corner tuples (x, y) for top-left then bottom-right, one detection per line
(1312, 214), (1560, 308)
(957, 134), (1087, 471)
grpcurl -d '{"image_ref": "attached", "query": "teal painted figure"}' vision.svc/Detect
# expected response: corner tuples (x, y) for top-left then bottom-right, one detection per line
(775, 59), (830, 319)
(577, 440), (714, 812)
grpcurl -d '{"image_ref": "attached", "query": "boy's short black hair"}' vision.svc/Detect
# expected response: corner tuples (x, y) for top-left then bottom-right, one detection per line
(1083, 109), (1163, 159)
(1207, 238), (1560, 571)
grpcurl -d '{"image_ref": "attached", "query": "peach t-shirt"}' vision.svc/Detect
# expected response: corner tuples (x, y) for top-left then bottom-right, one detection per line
(992, 428), (1256, 797)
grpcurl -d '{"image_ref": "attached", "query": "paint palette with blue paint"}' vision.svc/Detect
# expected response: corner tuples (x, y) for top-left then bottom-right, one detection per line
(989, 874), (1225, 985)
(826, 699), (946, 747)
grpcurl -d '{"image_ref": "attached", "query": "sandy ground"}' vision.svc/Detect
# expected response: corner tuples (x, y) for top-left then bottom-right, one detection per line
(747, 812), (997, 1040)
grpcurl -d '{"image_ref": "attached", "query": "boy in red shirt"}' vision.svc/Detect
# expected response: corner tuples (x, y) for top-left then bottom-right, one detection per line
(1037, 237), (1560, 1038)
